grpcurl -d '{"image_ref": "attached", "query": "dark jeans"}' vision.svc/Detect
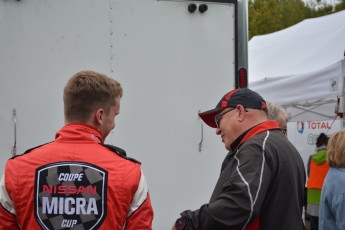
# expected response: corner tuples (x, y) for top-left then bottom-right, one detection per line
(309, 216), (319, 230)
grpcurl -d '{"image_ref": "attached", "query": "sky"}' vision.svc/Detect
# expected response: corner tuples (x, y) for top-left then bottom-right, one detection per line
(304, 0), (341, 8)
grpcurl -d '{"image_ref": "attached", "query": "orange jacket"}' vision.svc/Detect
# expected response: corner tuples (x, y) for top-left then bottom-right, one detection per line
(307, 159), (329, 189)
(0, 123), (153, 230)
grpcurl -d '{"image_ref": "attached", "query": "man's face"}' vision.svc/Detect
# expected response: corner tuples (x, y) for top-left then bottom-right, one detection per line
(215, 107), (238, 150)
(101, 97), (121, 139)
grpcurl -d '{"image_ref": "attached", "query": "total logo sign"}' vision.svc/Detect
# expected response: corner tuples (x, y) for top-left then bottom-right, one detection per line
(296, 121), (334, 145)
(290, 120), (340, 169)
(296, 121), (305, 134)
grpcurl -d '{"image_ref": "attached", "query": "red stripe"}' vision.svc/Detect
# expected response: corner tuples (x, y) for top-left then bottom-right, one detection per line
(235, 120), (280, 151)
(224, 88), (239, 100)
(245, 215), (260, 230)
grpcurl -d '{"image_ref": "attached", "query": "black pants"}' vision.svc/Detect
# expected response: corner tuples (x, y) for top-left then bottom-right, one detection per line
(309, 216), (319, 230)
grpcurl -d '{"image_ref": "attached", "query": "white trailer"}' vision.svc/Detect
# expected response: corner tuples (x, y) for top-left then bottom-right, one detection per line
(0, 0), (248, 228)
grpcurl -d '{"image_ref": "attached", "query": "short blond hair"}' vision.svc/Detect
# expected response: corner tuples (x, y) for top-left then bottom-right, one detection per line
(327, 131), (345, 167)
(64, 70), (123, 123)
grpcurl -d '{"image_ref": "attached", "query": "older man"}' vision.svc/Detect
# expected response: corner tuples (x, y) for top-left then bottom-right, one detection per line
(267, 101), (288, 136)
(173, 88), (305, 230)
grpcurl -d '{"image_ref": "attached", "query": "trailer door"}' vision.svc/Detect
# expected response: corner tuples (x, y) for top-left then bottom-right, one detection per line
(110, 0), (237, 228)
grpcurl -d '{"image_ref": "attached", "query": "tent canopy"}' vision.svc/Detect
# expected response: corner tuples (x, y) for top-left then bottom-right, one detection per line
(249, 10), (345, 122)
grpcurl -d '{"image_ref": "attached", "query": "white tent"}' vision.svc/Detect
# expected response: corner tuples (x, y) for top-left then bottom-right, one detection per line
(249, 10), (345, 125)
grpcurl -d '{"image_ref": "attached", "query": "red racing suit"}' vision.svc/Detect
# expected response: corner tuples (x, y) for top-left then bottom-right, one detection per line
(0, 123), (154, 230)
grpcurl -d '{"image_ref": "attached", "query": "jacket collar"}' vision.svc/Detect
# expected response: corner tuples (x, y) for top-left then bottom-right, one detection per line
(230, 120), (280, 151)
(55, 123), (103, 143)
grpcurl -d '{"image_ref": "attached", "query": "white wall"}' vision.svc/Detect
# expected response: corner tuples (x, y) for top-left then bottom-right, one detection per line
(0, 0), (237, 228)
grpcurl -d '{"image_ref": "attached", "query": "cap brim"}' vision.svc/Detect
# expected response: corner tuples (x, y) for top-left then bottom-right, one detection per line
(198, 108), (224, 128)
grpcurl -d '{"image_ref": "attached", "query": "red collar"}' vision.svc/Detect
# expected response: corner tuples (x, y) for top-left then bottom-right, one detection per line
(55, 123), (103, 143)
(233, 120), (280, 151)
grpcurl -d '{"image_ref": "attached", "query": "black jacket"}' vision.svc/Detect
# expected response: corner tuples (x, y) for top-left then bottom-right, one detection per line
(180, 121), (306, 230)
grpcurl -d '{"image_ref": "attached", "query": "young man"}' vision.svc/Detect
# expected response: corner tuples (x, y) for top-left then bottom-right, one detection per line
(0, 71), (153, 229)
(173, 88), (305, 230)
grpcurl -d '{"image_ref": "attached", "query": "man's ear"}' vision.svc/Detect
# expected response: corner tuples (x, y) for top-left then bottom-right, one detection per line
(237, 105), (246, 121)
(94, 108), (104, 125)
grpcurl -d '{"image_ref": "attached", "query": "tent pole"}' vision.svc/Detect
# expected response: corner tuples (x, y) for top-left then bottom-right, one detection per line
(343, 59), (345, 131)
(342, 96), (345, 131)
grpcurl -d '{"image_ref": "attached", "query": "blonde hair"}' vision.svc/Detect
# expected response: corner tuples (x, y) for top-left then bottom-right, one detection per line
(63, 70), (123, 123)
(327, 131), (345, 167)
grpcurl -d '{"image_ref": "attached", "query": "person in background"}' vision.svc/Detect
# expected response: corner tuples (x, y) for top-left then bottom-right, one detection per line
(306, 133), (329, 230)
(266, 101), (287, 136)
(319, 131), (345, 230)
(0, 70), (154, 230)
(172, 88), (306, 230)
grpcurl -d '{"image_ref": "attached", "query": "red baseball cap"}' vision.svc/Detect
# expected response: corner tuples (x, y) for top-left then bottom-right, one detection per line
(199, 88), (268, 128)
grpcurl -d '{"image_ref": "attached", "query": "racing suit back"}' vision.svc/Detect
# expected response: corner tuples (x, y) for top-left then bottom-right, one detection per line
(0, 123), (153, 230)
